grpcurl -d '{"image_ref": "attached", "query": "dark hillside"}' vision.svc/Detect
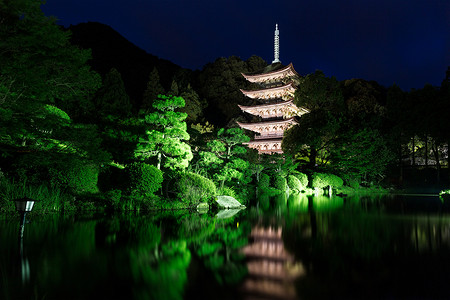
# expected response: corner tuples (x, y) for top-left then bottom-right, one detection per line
(68, 22), (183, 108)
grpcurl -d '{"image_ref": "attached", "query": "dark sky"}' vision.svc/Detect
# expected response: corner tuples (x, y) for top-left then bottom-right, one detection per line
(42, 0), (449, 90)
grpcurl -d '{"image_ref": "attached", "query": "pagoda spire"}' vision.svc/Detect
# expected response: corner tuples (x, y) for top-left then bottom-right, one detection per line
(272, 24), (281, 64)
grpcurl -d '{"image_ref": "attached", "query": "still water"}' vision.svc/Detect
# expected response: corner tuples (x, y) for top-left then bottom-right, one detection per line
(2, 194), (450, 300)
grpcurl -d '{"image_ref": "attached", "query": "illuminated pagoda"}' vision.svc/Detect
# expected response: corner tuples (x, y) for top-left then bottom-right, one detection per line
(237, 24), (309, 154)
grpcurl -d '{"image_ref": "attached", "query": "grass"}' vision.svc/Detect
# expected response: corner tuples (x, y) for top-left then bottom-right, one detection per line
(0, 178), (75, 213)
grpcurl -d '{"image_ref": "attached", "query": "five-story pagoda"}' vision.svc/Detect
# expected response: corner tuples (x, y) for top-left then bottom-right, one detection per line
(237, 24), (309, 154)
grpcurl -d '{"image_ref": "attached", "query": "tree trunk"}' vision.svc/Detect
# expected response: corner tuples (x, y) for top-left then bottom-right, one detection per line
(425, 135), (428, 166)
(412, 136), (415, 166)
(157, 152), (162, 170)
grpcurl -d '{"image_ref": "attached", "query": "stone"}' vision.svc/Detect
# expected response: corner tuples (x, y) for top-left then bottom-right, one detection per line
(215, 195), (245, 209)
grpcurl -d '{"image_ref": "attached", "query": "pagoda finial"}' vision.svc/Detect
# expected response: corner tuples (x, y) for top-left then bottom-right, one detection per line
(272, 23), (281, 64)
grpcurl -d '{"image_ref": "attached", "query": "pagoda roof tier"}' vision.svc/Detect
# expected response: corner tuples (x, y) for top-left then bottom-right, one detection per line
(238, 99), (309, 119)
(242, 63), (299, 84)
(244, 139), (283, 154)
(237, 117), (298, 135)
(241, 82), (296, 101)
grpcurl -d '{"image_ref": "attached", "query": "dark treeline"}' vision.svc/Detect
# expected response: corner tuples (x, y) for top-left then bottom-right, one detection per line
(1, 1), (449, 213)
(284, 71), (450, 189)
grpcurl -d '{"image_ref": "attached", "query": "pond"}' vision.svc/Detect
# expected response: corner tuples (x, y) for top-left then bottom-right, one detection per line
(2, 193), (450, 300)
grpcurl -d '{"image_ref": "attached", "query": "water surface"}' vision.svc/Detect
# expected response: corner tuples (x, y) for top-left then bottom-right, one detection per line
(1, 194), (450, 300)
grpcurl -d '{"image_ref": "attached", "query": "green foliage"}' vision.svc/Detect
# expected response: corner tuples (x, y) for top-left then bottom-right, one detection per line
(0, 177), (74, 213)
(176, 172), (217, 205)
(311, 172), (329, 189)
(440, 189), (450, 196)
(130, 240), (191, 300)
(258, 173), (270, 190)
(197, 127), (251, 190)
(128, 162), (163, 198)
(328, 173), (344, 188)
(94, 68), (132, 118)
(0, 0), (101, 155)
(331, 128), (394, 182)
(311, 172), (344, 190)
(67, 163), (100, 194)
(294, 70), (345, 112)
(179, 84), (205, 123)
(274, 175), (287, 192)
(218, 186), (237, 198)
(295, 173), (309, 189)
(141, 67), (165, 111)
(197, 55), (267, 125)
(135, 94), (193, 170)
(287, 175), (303, 192)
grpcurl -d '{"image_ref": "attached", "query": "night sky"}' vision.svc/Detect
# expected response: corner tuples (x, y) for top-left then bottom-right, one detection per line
(42, 0), (449, 91)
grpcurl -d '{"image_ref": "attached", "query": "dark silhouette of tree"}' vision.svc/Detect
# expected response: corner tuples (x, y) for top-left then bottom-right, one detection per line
(141, 67), (165, 111)
(94, 68), (132, 119)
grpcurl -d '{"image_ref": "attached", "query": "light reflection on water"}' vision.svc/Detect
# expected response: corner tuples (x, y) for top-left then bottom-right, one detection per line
(1, 194), (450, 299)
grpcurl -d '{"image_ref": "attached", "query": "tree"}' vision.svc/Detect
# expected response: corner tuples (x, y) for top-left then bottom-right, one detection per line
(0, 0), (101, 157)
(135, 94), (193, 170)
(141, 67), (165, 111)
(330, 127), (394, 183)
(197, 127), (250, 189)
(283, 71), (345, 168)
(179, 84), (205, 124)
(196, 56), (267, 126)
(94, 68), (132, 119)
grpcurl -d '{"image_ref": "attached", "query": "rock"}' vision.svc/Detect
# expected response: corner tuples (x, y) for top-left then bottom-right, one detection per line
(215, 195), (245, 209)
(216, 208), (244, 219)
(196, 202), (209, 213)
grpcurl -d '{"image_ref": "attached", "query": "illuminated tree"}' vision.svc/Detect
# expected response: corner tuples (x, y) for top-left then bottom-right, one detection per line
(0, 0), (101, 156)
(198, 127), (250, 190)
(134, 94), (193, 170)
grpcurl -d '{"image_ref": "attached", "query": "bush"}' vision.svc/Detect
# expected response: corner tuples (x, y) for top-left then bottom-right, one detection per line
(347, 178), (360, 189)
(67, 164), (100, 194)
(311, 172), (329, 189)
(49, 162), (100, 195)
(274, 175), (287, 192)
(128, 162), (164, 198)
(295, 173), (309, 189)
(328, 174), (344, 188)
(177, 172), (217, 205)
(288, 175), (302, 192)
(258, 173), (270, 190)
(218, 186), (237, 198)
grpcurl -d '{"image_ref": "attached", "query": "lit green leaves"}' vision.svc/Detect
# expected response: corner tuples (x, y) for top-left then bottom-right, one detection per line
(135, 94), (192, 170)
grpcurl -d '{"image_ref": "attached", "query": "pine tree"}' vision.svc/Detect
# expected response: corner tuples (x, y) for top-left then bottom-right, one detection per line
(135, 94), (193, 170)
(94, 68), (132, 118)
(179, 84), (205, 123)
(141, 67), (164, 111)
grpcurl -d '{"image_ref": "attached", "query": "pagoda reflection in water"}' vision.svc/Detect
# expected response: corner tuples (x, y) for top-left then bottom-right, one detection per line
(241, 225), (305, 299)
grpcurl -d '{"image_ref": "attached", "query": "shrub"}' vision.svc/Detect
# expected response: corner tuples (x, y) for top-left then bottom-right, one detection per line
(67, 164), (100, 194)
(49, 162), (100, 195)
(128, 162), (164, 198)
(311, 172), (329, 189)
(218, 186), (237, 198)
(288, 175), (302, 192)
(328, 174), (344, 188)
(177, 172), (217, 205)
(347, 178), (360, 189)
(295, 173), (309, 189)
(274, 175), (287, 192)
(258, 173), (270, 190)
